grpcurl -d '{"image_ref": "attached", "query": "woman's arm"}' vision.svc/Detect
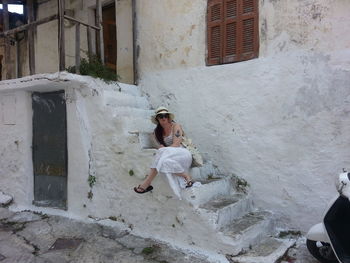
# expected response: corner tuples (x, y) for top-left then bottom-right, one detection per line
(170, 123), (184, 147)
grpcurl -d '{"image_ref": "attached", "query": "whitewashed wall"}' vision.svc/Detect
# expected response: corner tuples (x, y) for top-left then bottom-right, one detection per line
(136, 0), (350, 231)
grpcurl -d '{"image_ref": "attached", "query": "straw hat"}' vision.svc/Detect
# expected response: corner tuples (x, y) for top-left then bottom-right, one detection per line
(151, 106), (175, 124)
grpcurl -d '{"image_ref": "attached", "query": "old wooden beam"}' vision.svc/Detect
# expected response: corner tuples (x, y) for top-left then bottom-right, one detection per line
(0, 15), (58, 37)
(3, 0), (12, 79)
(87, 26), (93, 56)
(95, 0), (104, 63)
(27, 0), (35, 75)
(64, 15), (100, 30)
(2, 1), (9, 30)
(75, 23), (80, 74)
(58, 0), (65, 71)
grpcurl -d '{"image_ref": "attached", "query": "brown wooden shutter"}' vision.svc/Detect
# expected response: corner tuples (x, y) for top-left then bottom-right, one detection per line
(239, 0), (259, 61)
(207, 0), (258, 65)
(207, 0), (224, 65)
(223, 0), (238, 63)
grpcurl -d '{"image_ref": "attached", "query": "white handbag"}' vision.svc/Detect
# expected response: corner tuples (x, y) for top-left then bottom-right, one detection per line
(181, 136), (203, 167)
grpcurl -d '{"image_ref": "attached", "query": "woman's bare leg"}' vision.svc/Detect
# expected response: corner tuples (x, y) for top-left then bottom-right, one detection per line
(174, 172), (192, 183)
(139, 168), (158, 189)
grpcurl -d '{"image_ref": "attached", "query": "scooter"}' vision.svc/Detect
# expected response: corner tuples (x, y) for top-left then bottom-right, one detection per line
(306, 170), (350, 263)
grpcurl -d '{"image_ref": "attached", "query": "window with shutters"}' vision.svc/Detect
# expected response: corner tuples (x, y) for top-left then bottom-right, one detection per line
(207, 0), (259, 66)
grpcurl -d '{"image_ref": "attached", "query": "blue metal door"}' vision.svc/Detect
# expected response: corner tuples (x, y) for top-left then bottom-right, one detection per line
(32, 91), (67, 209)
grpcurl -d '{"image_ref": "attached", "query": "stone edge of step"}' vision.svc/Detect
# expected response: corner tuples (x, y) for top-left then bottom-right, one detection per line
(226, 237), (296, 263)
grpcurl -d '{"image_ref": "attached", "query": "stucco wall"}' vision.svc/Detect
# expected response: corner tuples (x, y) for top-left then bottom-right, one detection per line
(0, 91), (33, 205)
(136, 0), (350, 231)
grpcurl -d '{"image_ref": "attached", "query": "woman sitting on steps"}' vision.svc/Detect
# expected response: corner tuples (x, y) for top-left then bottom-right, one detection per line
(134, 106), (194, 194)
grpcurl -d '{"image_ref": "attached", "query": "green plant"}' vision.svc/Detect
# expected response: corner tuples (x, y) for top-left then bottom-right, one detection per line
(66, 53), (120, 83)
(88, 175), (96, 188)
(129, 169), (134, 176)
(233, 174), (250, 193)
(87, 190), (93, 200)
(142, 247), (155, 255)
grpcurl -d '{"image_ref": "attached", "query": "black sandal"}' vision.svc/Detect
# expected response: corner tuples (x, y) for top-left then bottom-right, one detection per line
(134, 185), (153, 194)
(186, 181), (194, 188)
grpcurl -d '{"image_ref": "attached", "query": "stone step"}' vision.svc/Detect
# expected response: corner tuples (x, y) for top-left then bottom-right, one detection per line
(111, 118), (154, 136)
(110, 107), (154, 121)
(104, 83), (142, 97)
(104, 91), (150, 109)
(197, 193), (254, 230)
(226, 237), (296, 263)
(219, 211), (276, 255)
(190, 162), (221, 181)
(182, 177), (235, 207)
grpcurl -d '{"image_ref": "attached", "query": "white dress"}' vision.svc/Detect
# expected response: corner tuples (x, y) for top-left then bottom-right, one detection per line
(151, 132), (192, 199)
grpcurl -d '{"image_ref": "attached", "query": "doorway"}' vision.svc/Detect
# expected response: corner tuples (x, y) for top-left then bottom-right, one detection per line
(32, 91), (67, 209)
(102, 3), (117, 71)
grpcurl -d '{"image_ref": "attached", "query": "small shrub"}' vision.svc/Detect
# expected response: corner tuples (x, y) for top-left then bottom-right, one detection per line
(87, 190), (93, 200)
(88, 175), (96, 188)
(142, 247), (155, 255)
(67, 53), (120, 83)
(233, 174), (249, 194)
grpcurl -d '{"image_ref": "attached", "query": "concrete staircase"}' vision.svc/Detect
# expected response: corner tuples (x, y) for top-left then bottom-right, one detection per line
(101, 83), (296, 263)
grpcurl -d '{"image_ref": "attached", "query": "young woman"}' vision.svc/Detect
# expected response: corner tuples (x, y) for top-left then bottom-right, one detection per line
(134, 107), (194, 194)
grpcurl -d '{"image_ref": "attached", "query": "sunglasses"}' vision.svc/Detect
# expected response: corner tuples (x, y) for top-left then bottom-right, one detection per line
(157, 113), (169, 119)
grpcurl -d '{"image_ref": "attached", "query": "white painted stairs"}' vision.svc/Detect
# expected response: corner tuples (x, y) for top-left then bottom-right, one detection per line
(102, 83), (296, 263)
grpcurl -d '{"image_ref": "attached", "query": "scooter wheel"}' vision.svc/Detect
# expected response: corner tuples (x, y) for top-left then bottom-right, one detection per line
(306, 239), (338, 263)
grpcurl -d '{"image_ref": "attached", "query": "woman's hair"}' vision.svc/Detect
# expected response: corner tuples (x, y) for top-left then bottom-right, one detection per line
(154, 120), (176, 145)
(154, 124), (165, 146)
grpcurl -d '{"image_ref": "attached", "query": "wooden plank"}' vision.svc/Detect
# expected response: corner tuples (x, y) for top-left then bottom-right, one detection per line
(96, 0), (104, 63)
(75, 23), (80, 74)
(87, 26), (93, 56)
(3, 1), (9, 30)
(132, 0), (137, 84)
(58, 0), (65, 71)
(64, 15), (100, 30)
(3, 0), (12, 79)
(0, 15), (58, 37)
(28, 0), (35, 75)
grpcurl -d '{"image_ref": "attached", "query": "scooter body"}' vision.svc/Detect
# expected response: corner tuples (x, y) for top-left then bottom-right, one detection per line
(306, 172), (350, 263)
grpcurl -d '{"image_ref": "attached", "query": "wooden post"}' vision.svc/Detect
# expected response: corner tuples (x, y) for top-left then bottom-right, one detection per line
(87, 26), (93, 56)
(27, 0), (35, 75)
(3, 0), (11, 79)
(132, 0), (138, 85)
(58, 0), (66, 71)
(95, 0), (104, 63)
(75, 23), (80, 74)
